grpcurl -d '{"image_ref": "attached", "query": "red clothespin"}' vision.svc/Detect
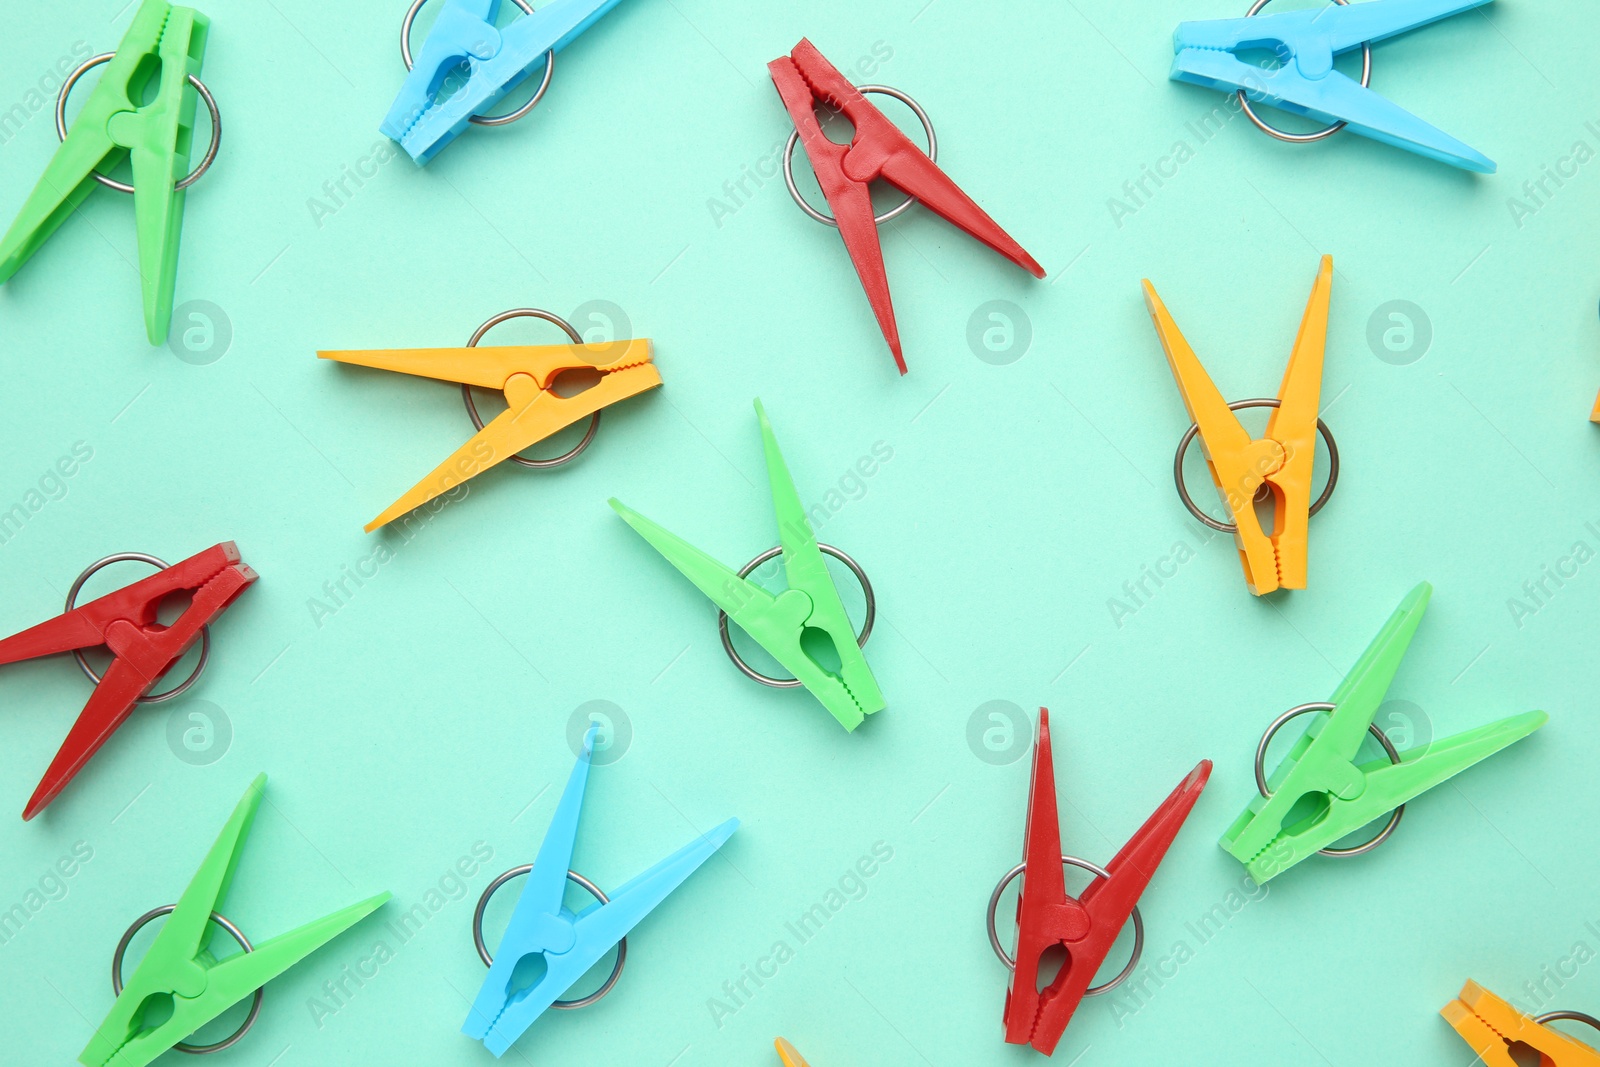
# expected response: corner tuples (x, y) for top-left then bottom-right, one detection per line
(0, 543), (256, 820)
(995, 709), (1210, 1055)
(768, 39), (1045, 374)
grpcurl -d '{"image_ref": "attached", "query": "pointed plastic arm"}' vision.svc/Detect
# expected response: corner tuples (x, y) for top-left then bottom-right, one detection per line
(1142, 279), (1284, 593)
(1221, 583), (1431, 872)
(1261, 256), (1331, 591)
(0, 544), (248, 666)
(124, 5), (209, 343)
(188, 893), (391, 1029)
(0, 0), (165, 283)
(1324, 709), (1546, 833)
(1170, 46), (1493, 172)
(768, 54), (904, 373)
(397, 0), (631, 164)
(318, 339), (652, 390)
(477, 818), (739, 1057)
(381, 0), (504, 142)
(463, 729), (594, 1041)
(1173, 0), (1494, 57)
(775, 1038), (812, 1066)
(24, 658), (155, 821)
(1443, 981), (1600, 1067)
(758, 400), (885, 722)
(362, 355), (659, 531)
(1005, 709), (1081, 1049)
(610, 499), (873, 730)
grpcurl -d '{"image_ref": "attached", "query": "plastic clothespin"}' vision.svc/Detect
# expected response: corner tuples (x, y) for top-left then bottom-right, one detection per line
(1003, 709), (1210, 1055)
(1170, 0), (1496, 172)
(462, 727), (737, 1057)
(775, 1038), (812, 1065)
(0, 543), (255, 820)
(1443, 982), (1600, 1066)
(382, 0), (631, 164)
(319, 335), (658, 530)
(610, 399), (886, 731)
(1221, 582), (1547, 883)
(1143, 255), (1333, 596)
(79, 774), (389, 1067)
(767, 39), (1044, 374)
(0, 0), (211, 343)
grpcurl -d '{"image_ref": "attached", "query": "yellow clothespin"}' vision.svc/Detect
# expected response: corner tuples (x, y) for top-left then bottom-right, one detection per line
(1443, 981), (1600, 1066)
(775, 1037), (812, 1066)
(320, 311), (657, 530)
(1142, 255), (1336, 595)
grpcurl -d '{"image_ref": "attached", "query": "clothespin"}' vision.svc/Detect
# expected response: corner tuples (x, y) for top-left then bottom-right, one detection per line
(319, 318), (658, 530)
(1443, 981), (1600, 1066)
(1221, 582), (1547, 883)
(1170, 0), (1496, 172)
(80, 774), (389, 1067)
(0, 543), (255, 820)
(1143, 255), (1335, 596)
(610, 399), (886, 731)
(0, 0), (217, 343)
(463, 727), (737, 1057)
(382, 0), (632, 164)
(994, 709), (1210, 1055)
(775, 1038), (812, 1065)
(768, 39), (1044, 373)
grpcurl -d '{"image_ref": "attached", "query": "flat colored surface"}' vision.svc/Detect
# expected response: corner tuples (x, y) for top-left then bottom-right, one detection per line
(1, 1), (1596, 1064)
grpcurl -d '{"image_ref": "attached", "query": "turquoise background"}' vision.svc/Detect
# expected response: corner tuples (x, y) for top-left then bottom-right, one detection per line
(1, 0), (1597, 1064)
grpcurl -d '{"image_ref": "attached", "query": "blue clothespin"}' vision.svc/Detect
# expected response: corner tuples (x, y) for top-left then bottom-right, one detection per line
(382, 0), (632, 165)
(1170, 0), (1496, 172)
(462, 727), (738, 1057)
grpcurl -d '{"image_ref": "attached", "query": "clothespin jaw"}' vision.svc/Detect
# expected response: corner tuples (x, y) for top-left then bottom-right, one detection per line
(1142, 255), (1332, 595)
(0, 0), (210, 343)
(463, 729), (738, 1057)
(318, 338), (658, 531)
(1004, 709), (1210, 1055)
(768, 39), (1043, 374)
(775, 1038), (812, 1066)
(1220, 583), (1547, 882)
(79, 774), (390, 1067)
(0, 543), (256, 820)
(383, 0), (630, 164)
(1170, 0), (1495, 172)
(610, 400), (885, 730)
(1443, 982), (1600, 1067)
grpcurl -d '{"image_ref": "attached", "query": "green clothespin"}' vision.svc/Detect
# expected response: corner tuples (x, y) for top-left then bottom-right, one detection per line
(0, 0), (213, 344)
(611, 399), (886, 730)
(80, 774), (389, 1067)
(1221, 582), (1546, 883)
